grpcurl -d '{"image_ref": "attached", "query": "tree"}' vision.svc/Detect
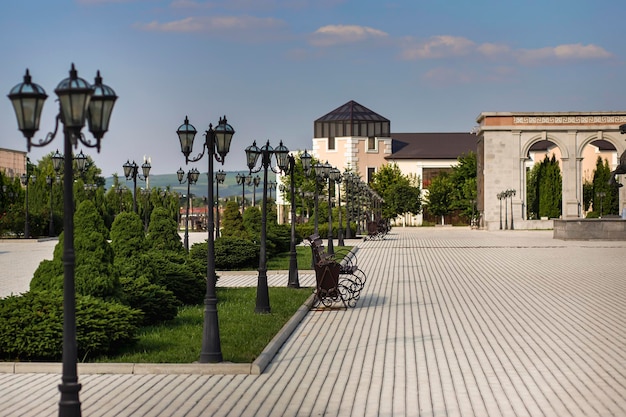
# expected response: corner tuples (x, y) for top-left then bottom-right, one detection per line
(31, 200), (120, 300)
(146, 207), (184, 253)
(591, 156), (619, 216)
(370, 163), (421, 219)
(449, 152), (477, 222)
(527, 155), (562, 219)
(221, 200), (248, 239)
(426, 173), (454, 225)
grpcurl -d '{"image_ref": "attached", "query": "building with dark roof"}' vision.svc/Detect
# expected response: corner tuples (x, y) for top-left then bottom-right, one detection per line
(308, 100), (477, 225)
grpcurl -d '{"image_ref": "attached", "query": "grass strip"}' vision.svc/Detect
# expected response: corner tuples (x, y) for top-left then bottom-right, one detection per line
(94, 287), (312, 364)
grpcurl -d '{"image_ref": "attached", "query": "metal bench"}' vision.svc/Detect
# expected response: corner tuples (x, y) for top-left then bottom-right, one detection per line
(306, 234), (365, 308)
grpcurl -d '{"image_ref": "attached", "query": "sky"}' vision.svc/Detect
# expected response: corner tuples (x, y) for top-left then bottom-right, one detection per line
(1, 0), (625, 177)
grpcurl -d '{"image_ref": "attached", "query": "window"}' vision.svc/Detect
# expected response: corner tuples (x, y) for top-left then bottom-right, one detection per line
(367, 136), (376, 151)
(328, 137), (335, 150)
(367, 167), (376, 183)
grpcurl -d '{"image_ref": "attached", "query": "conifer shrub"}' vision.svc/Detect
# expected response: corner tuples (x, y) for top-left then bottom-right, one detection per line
(221, 200), (249, 239)
(119, 276), (178, 325)
(146, 207), (184, 253)
(190, 237), (259, 270)
(110, 210), (195, 310)
(31, 201), (120, 300)
(0, 291), (142, 361)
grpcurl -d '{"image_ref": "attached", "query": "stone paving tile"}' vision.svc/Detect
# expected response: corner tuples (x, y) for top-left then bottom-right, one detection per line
(1, 228), (626, 417)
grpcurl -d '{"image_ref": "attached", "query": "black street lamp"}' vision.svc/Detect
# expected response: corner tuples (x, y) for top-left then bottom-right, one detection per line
(236, 172), (246, 213)
(251, 174), (260, 206)
(47, 154), (62, 236)
(497, 192), (504, 230)
(177, 115), (234, 363)
(245, 140), (289, 313)
(8, 64), (117, 417)
(284, 154), (300, 288)
(268, 180), (277, 201)
(20, 172), (35, 238)
(319, 161), (334, 254)
(330, 167), (344, 246)
(123, 158), (151, 213)
(215, 170), (226, 238)
(344, 173), (354, 239)
(177, 167), (200, 251)
(597, 191), (606, 218)
(507, 189), (516, 230)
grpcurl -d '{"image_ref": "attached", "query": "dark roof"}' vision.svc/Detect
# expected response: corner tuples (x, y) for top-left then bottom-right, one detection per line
(315, 100), (389, 123)
(387, 133), (476, 160)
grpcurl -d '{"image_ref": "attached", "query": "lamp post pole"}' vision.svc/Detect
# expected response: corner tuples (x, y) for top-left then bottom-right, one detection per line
(177, 115), (234, 363)
(321, 161), (334, 254)
(344, 174), (353, 239)
(177, 167), (200, 251)
(9, 64), (117, 417)
(123, 158), (151, 213)
(215, 170), (226, 238)
(497, 192), (503, 230)
(236, 172), (246, 213)
(286, 154), (300, 288)
(20, 172), (34, 238)
(598, 191), (606, 218)
(46, 175), (55, 236)
(508, 189), (516, 230)
(330, 167), (343, 246)
(245, 140), (290, 313)
(253, 175), (260, 207)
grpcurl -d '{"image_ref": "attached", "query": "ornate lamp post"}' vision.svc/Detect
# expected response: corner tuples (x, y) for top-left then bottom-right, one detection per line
(284, 154), (300, 288)
(330, 167), (343, 246)
(268, 180), (277, 201)
(497, 192), (504, 230)
(344, 173), (354, 239)
(319, 161), (334, 254)
(177, 167), (200, 251)
(300, 150), (314, 230)
(215, 170), (226, 238)
(123, 157), (151, 213)
(597, 191), (606, 218)
(245, 140), (289, 313)
(20, 172), (35, 238)
(251, 174), (260, 206)
(8, 64), (117, 417)
(177, 115), (234, 363)
(507, 189), (516, 230)
(47, 152), (63, 237)
(236, 172), (246, 213)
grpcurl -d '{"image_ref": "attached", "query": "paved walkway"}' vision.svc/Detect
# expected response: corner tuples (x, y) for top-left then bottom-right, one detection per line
(1, 228), (626, 416)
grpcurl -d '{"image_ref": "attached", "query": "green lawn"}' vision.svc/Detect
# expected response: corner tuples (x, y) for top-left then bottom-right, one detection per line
(94, 287), (312, 363)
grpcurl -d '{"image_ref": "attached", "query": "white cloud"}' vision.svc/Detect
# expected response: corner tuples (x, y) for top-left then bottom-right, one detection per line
(309, 24), (388, 47)
(399, 36), (612, 67)
(400, 35), (475, 60)
(518, 43), (612, 65)
(135, 15), (287, 34)
(476, 43), (511, 57)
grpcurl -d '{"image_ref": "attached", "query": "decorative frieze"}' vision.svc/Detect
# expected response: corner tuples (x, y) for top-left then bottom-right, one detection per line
(514, 115), (626, 125)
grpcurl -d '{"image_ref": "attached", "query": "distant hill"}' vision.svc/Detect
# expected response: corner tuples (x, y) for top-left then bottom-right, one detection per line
(106, 171), (278, 201)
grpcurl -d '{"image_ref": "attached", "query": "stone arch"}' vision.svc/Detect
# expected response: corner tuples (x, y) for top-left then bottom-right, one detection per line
(476, 111), (626, 230)
(519, 133), (569, 220)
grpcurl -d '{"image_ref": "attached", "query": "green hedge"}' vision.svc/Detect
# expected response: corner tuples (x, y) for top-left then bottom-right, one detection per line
(190, 237), (259, 270)
(0, 291), (142, 361)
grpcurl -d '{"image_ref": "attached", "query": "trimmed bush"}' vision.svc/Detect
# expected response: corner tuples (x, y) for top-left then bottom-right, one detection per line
(190, 237), (259, 270)
(146, 207), (184, 253)
(119, 277), (179, 325)
(0, 291), (142, 361)
(31, 201), (120, 300)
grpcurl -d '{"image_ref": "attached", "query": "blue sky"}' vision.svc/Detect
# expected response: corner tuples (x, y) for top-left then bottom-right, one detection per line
(1, 0), (624, 177)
